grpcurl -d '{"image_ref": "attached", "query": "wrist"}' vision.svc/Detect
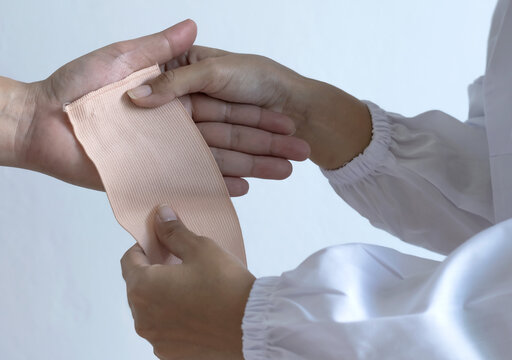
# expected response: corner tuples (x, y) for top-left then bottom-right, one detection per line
(284, 77), (372, 169)
(0, 77), (39, 168)
(225, 272), (256, 358)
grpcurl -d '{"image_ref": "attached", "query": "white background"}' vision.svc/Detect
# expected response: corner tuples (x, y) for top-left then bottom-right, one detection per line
(0, 1), (496, 359)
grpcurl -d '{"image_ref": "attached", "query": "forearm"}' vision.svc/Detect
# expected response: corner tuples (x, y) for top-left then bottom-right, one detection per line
(285, 76), (372, 170)
(0, 77), (35, 168)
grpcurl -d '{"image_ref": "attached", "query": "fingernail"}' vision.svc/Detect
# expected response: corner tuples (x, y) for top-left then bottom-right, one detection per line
(157, 205), (177, 222)
(127, 85), (152, 99)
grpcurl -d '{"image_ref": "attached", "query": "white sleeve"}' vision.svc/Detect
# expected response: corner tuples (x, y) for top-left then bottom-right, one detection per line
(321, 96), (493, 255)
(242, 219), (512, 360)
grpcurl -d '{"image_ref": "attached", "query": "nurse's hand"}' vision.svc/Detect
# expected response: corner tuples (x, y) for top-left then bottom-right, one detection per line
(1, 20), (309, 197)
(128, 46), (372, 170)
(120, 205), (254, 360)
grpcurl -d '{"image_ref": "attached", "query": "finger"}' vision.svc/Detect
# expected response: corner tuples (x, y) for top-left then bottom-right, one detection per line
(198, 122), (310, 161)
(210, 148), (293, 179)
(182, 94), (295, 135)
(121, 244), (150, 281)
(154, 205), (199, 262)
(164, 45), (231, 70)
(128, 60), (219, 107)
(224, 177), (249, 197)
(107, 19), (197, 72)
(187, 45), (232, 62)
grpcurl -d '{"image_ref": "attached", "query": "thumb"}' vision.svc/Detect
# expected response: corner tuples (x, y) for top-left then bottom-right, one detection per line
(154, 205), (198, 261)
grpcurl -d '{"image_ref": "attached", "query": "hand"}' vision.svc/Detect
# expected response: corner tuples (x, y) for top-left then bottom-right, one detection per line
(128, 46), (372, 169)
(9, 20), (309, 196)
(121, 205), (254, 360)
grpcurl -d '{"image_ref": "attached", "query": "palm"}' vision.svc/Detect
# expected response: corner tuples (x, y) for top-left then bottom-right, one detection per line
(24, 45), (171, 190)
(20, 21), (309, 196)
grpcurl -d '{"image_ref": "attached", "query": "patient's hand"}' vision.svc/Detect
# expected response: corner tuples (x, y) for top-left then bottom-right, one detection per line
(12, 20), (309, 196)
(121, 205), (253, 360)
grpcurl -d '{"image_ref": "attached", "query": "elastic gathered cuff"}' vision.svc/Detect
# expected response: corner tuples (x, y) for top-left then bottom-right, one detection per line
(320, 101), (392, 185)
(241, 276), (279, 360)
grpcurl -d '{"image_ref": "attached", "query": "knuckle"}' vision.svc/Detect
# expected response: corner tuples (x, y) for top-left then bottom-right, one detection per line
(126, 286), (144, 306)
(162, 224), (200, 253)
(108, 42), (136, 73)
(161, 221), (182, 240)
(153, 70), (177, 98)
(161, 69), (176, 85)
(134, 320), (152, 339)
(120, 252), (129, 267)
(230, 126), (242, 149)
(203, 57), (222, 78)
(153, 346), (172, 360)
(195, 235), (215, 249)
(108, 41), (128, 60)
(202, 56), (217, 69)
(126, 270), (150, 304)
(111, 40), (129, 53)
(187, 46), (201, 64)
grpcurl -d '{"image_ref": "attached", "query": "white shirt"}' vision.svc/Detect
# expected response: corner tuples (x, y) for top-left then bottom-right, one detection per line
(242, 1), (512, 358)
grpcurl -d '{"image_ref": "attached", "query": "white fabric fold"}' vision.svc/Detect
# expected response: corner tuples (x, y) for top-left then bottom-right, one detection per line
(243, 220), (512, 359)
(322, 101), (493, 255)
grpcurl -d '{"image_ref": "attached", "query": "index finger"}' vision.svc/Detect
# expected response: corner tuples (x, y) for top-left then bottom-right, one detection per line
(164, 45), (231, 70)
(120, 244), (151, 281)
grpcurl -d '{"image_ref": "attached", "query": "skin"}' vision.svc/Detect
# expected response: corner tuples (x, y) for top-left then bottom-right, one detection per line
(0, 20), (373, 359)
(122, 43), (373, 359)
(0, 19), (310, 196)
(121, 205), (253, 360)
(128, 45), (373, 169)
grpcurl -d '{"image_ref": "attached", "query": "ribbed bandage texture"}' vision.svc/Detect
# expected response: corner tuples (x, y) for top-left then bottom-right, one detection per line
(65, 65), (246, 265)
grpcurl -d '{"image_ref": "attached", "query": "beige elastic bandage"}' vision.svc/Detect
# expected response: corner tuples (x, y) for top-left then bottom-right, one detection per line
(65, 65), (246, 265)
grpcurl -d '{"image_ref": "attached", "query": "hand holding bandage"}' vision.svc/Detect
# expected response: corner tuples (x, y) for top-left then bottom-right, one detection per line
(14, 20), (310, 196)
(0, 18), (310, 358)
(121, 205), (254, 360)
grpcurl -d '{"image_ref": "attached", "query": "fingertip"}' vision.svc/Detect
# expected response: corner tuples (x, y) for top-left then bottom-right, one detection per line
(185, 18), (198, 33)
(178, 19), (197, 34)
(294, 138), (311, 161)
(270, 114), (296, 135)
(283, 118), (297, 136)
(127, 84), (161, 108)
(153, 205), (180, 239)
(266, 159), (293, 180)
(152, 205), (199, 260)
(238, 178), (250, 196)
(264, 112), (296, 135)
(165, 19), (198, 56)
(127, 84), (152, 100)
(127, 91), (172, 108)
(226, 177), (249, 197)
(155, 204), (177, 224)
(273, 135), (312, 162)
(127, 96), (149, 107)
(279, 160), (293, 179)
